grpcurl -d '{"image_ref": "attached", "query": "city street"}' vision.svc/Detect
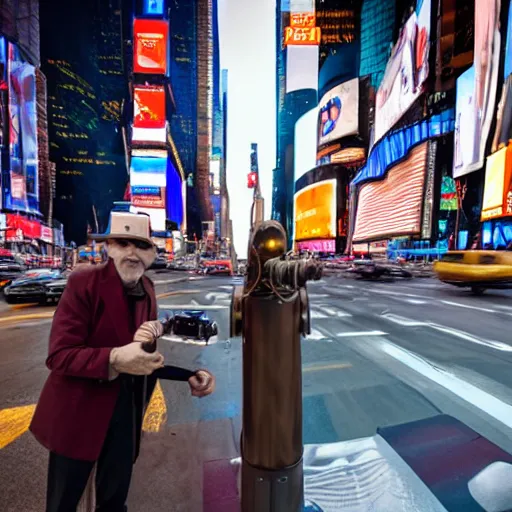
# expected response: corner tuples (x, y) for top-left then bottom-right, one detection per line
(1, 272), (512, 510)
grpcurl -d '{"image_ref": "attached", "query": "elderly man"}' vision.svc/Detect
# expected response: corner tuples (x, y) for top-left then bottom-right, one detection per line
(30, 212), (215, 512)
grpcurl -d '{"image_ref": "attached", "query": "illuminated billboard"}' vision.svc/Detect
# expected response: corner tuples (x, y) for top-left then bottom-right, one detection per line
(132, 206), (166, 232)
(132, 124), (167, 144)
(286, 45), (319, 93)
(318, 78), (359, 148)
(6, 42), (38, 213)
(143, 0), (165, 15)
(290, 13), (315, 27)
(353, 143), (428, 242)
(481, 144), (512, 221)
(453, 0), (501, 178)
(129, 155), (167, 187)
(133, 85), (165, 129)
(294, 179), (336, 241)
(131, 186), (166, 209)
(284, 26), (321, 46)
(294, 108), (318, 182)
(374, 0), (431, 144)
(133, 19), (169, 75)
(506, 6), (512, 79)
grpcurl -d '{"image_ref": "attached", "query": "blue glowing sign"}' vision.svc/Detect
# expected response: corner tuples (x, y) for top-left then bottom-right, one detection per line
(132, 186), (161, 196)
(130, 156), (167, 173)
(143, 0), (165, 16)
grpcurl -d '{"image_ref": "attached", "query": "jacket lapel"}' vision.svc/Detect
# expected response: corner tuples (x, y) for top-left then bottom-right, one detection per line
(142, 276), (158, 321)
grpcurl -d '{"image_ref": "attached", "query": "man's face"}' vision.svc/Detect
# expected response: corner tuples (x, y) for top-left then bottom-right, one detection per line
(106, 238), (156, 286)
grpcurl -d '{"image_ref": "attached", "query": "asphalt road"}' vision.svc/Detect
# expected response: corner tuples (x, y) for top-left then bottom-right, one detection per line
(1, 271), (512, 511)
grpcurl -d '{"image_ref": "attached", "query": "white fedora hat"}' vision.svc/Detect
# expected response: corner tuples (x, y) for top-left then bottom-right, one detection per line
(91, 212), (153, 245)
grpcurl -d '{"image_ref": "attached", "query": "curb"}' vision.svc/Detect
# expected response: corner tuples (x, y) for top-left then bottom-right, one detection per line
(152, 276), (191, 285)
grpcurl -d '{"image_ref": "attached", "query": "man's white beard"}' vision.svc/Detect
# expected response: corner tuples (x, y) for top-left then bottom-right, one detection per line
(107, 243), (156, 286)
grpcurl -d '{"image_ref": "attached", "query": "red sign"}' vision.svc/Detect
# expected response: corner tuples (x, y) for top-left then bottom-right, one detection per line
(290, 13), (316, 28)
(40, 226), (53, 243)
(133, 85), (166, 129)
(247, 172), (258, 189)
(132, 187), (166, 209)
(133, 19), (169, 74)
(284, 26), (321, 46)
(6, 214), (41, 240)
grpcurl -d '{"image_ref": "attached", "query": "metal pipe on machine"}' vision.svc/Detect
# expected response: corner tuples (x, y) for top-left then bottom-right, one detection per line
(231, 220), (321, 511)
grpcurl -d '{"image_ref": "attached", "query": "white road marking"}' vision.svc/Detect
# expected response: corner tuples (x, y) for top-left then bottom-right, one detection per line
(205, 292), (231, 301)
(441, 300), (497, 313)
(370, 288), (426, 300)
(404, 299), (428, 305)
(219, 285), (235, 290)
(306, 329), (329, 341)
(336, 331), (388, 337)
(159, 303), (227, 310)
(381, 313), (512, 352)
(380, 341), (512, 430)
(308, 294), (331, 299)
(310, 309), (328, 319)
(321, 306), (352, 318)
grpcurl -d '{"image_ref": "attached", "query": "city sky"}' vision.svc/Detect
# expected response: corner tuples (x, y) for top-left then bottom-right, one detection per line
(218, 0), (276, 258)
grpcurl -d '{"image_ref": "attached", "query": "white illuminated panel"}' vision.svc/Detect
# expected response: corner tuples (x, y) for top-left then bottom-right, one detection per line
(286, 45), (319, 93)
(132, 207), (166, 232)
(294, 108), (318, 182)
(130, 171), (166, 187)
(132, 125), (167, 144)
(132, 149), (168, 158)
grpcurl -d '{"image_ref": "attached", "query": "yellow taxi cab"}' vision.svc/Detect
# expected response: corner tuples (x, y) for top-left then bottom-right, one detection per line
(433, 250), (512, 295)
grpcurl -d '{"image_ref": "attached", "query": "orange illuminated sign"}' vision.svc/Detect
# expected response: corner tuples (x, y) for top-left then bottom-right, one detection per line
(133, 19), (168, 74)
(133, 85), (165, 129)
(284, 26), (321, 46)
(290, 13), (316, 27)
(294, 180), (337, 241)
(132, 187), (166, 209)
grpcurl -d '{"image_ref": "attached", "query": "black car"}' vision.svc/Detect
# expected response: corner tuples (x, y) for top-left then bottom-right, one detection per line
(3, 269), (68, 305)
(171, 310), (218, 343)
(0, 256), (25, 291)
(150, 254), (168, 270)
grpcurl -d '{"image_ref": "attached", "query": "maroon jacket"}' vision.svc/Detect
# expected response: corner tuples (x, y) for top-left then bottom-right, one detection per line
(30, 259), (158, 461)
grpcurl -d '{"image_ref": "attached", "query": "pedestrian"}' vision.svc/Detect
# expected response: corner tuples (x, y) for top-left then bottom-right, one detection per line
(30, 212), (216, 512)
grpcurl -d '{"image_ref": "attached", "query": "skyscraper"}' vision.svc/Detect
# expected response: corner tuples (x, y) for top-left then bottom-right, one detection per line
(40, 0), (126, 244)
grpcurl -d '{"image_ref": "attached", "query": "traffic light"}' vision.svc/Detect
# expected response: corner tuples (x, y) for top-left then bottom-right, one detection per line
(247, 172), (258, 189)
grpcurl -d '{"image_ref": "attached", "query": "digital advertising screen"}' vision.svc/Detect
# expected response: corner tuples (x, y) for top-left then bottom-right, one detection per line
(374, 0), (431, 144)
(440, 175), (458, 211)
(129, 155), (167, 187)
(353, 143), (428, 242)
(505, 6), (512, 79)
(317, 78), (359, 148)
(131, 186), (166, 209)
(453, 0), (501, 178)
(481, 144), (512, 220)
(133, 19), (169, 75)
(132, 206), (166, 232)
(294, 108), (318, 183)
(143, 0), (165, 16)
(286, 45), (319, 93)
(294, 179), (337, 241)
(133, 85), (165, 129)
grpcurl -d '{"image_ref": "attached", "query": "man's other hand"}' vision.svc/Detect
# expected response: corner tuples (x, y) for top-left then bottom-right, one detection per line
(188, 370), (216, 397)
(133, 320), (165, 352)
(110, 342), (164, 376)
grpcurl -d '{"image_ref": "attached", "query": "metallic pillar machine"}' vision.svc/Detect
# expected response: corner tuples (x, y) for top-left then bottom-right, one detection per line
(231, 220), (322, 511)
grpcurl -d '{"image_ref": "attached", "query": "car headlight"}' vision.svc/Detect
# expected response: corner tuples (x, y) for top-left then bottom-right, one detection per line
(3, 286), (10, 294)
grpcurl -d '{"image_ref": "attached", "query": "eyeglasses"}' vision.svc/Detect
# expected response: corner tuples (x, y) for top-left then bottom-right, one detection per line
(111, 239), (153, 251)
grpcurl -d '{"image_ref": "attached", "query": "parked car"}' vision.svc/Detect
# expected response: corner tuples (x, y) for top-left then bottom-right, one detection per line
(150, 254), (168, 270)
(171, 310), (218, 344)
(3, 268), (68, 305)
(0, 254), (26, 290)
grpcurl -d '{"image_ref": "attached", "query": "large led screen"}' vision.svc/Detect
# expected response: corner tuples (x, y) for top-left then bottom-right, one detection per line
(131, 186), (166, 209)
(453, 0), (501, 178)
(133, 19), (169, 75)
(286, 45), (319, 93)
(481, 144), (512, 220)
(505, 6), (512, 79)
(133, 85), (165, 129)
(132, 206), (166, 232)
(6, 42), (39, 213)
(294, 108), (318, 182)
(374, 0), (431, 144)
(130, 155), (167, 187)
(143, 0), (164, 15)
(317, 78), (359, 148)
(353, 143), (428, 242)
(132, 124), (167, 144)
(294, 179), (336, 241)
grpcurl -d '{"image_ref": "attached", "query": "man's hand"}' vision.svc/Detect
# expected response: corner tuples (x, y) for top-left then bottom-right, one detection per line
(188, 370), (216, 397)
(110, 342), (164, 376)
(133, 320), (164, 353)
